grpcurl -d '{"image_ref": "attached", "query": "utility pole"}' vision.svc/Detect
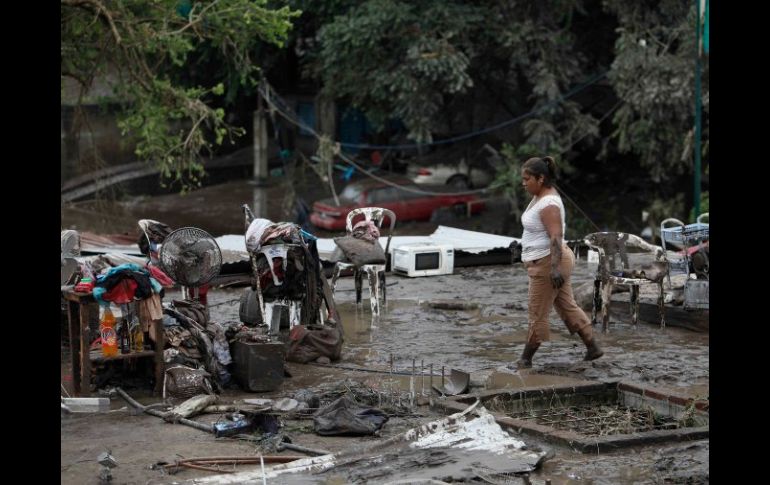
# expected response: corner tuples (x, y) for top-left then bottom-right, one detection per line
(693, 0), (704, 219)
(253, 93), (269, 218)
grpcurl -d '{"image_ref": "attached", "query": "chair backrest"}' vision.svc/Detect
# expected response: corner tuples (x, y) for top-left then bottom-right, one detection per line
(345, 207), (397, 256)
(584, 232), (664, 279)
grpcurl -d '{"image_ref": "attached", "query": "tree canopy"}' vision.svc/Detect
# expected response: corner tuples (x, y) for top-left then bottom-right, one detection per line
(61, 0), (300, 189)
(61, 0), (709, 221)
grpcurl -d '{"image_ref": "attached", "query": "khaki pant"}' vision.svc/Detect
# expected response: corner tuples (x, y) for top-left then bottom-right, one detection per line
(524, 245), (592, 345)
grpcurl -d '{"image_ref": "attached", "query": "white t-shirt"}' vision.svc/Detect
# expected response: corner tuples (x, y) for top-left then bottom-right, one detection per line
(520, 194), (566, 262)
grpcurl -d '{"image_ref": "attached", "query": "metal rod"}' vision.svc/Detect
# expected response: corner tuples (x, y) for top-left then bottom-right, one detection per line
(411, 358), (416, 407)
(421, 360), (424, 397)
(277, 443), (331, 456)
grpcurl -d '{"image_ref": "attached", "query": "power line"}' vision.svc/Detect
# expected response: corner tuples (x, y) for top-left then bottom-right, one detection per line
(337, 71), (608, 150)
(258, 76), (616, 229)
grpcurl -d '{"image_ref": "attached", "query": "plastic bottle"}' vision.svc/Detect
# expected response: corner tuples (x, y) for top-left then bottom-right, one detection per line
(120, 319), (130, 354)
(99, 306), (118, 357)
(131, 320), (144, 353)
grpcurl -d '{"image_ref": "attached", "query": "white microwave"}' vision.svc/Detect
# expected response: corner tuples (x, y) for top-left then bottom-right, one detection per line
(392, 243), (454, 277)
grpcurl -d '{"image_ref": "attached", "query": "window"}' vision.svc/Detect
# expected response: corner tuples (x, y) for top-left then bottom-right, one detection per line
(367, 187), (398, 204)
(340, 184), (363, 201)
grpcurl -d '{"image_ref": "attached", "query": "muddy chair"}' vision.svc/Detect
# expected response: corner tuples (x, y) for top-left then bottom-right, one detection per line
(584, 232), (668, 332)
(331, 207), (396, 316)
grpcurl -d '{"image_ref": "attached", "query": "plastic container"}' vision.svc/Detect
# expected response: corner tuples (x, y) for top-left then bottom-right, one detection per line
(99, 307), (118, 357)
(130, 319), (144, 352)
(74, 277), (94, 293)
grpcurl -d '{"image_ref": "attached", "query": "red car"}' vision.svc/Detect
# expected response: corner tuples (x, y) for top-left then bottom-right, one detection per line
(310, 176), (485, 231)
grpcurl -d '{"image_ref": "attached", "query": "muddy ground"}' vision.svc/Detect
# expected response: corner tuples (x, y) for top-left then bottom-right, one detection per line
(61, 262), (708, 485)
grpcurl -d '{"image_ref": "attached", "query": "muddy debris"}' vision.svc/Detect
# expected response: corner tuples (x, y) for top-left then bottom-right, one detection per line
(426, 299), (480, 310)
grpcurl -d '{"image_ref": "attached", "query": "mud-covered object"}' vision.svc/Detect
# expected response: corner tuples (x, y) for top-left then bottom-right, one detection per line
(313, 395), (388, 436)
(163, 365), (215, 400)
(332, 236), (387, 266)
(286, 325), (343, 364)
(254, 246), (308, 300)
(509, 241), (522, 264)
(172, 299), (208, 326)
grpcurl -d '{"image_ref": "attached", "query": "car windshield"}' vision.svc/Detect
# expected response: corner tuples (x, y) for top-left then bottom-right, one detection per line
(340, 184), (363, 201)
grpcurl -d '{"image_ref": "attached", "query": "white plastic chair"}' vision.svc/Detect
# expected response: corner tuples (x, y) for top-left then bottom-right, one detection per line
(584, 232), (668, 331)
(331, 207), (396, 316)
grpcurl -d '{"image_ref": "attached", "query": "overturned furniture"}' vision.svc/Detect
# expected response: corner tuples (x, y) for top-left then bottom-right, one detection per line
(331, 207), (396, 316)
(584, 232), (668, 331)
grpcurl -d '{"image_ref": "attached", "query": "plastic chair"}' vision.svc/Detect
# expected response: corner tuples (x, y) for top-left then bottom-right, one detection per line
(661, 213), (709, 310)
(242, 205), (324, 334)
(584, 232), (669, 332)
(660, 213), (709, 288)
(331, 207), (396, 316)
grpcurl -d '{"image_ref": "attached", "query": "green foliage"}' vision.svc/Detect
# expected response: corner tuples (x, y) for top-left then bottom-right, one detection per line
(646, 194), (686, 232)
(603, 0), (708, 182)
(61, 0), (300, 191)
(313, 0), (478, 143)
(490, 143), (548, 216)
(688, 191), (709, 223)
(308, 0), (601, 170)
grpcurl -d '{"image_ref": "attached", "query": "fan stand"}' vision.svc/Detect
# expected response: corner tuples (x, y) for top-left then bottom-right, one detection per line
(181, 286), (199, 301)
(180, 286), (210, 321)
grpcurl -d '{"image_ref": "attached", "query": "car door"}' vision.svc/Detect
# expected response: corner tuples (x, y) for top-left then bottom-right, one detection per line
(397, 184), (435, 220)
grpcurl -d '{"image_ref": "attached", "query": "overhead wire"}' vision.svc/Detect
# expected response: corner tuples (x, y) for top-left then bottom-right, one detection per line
(257, 74), (617, 227)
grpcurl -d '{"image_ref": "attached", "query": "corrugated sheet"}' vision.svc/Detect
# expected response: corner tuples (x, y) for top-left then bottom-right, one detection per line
(215, 226), (519, 263)
(179, 403), (544, 484)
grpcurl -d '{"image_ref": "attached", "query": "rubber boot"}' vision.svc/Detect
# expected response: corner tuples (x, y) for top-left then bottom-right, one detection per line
(578, 327), (604, 361)
(516, 342), (540, 369)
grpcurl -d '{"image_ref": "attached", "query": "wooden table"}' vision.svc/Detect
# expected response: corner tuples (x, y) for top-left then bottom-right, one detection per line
(62, 290), (165, 397)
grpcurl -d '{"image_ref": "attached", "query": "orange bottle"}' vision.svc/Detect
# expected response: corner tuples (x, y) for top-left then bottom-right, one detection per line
(99, 307), (118, 357)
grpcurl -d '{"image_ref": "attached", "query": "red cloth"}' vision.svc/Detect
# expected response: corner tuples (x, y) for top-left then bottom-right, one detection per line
(685, 241), (708, 256)
(101, 279), (138, 304)
(147, 264), (174, 287)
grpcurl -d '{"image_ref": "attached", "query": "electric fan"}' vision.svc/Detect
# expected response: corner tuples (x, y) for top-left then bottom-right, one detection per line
(159, 227), (222, 301)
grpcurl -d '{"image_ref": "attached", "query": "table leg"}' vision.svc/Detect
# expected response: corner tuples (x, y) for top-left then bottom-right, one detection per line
(153, 319), (165, 395)
(79, 303), (93, 397)
(67, 301), (81, 396)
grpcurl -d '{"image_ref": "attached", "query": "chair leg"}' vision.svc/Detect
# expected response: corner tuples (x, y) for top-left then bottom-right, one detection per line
(658, 282), (666, 329)
(601, 282), (613, 333)
(591, 279), (602, 324)
(331, 264), (342, 294)
(379, 270), (387, 305)
(265, 303), (278, 335)
(354, 269), (363, 304)
(366, 266), (380, 316)
(288, 301), (301, 329)
(630, 285), (640, 327)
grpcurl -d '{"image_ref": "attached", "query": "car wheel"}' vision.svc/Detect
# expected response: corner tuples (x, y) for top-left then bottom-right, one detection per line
(447, 175), (470, 189)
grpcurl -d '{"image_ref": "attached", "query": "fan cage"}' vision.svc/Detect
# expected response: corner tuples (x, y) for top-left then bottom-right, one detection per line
(159, 227), (222, 287)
